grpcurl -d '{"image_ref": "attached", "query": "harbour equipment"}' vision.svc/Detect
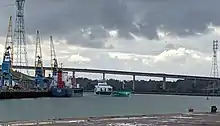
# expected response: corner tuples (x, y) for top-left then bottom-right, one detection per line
(34, 30), (46, 89)
(0, 22), (51, 99)
(1, 47), (13, 88)
(0, 29), (51, 99)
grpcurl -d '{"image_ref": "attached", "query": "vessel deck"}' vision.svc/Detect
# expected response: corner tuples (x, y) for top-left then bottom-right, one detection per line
(2, 112), (220, 125)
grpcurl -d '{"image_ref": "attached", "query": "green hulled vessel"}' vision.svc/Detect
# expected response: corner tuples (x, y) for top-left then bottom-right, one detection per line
(112, 91), (131, 97)
(111, 81), (131, 97)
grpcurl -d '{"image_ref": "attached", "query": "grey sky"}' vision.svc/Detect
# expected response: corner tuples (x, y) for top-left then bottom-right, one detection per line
(0, 0), (220, 48)
(0, 0), (219, 78)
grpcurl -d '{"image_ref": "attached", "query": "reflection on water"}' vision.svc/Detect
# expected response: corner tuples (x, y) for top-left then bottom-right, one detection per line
(0, 93), (219, 121)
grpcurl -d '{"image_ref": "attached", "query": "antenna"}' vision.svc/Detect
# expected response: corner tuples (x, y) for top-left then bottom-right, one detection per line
(13, 0), (29, 74)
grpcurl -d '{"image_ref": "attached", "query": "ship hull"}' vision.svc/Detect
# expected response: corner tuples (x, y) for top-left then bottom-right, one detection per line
(0, 88), (84, 99)
(111, 91), (131, 97)
(51, 87), (84, 97)
(95, 91), (112, 95)
(0, 91), (52, 99)
(51, 87), (70, 97)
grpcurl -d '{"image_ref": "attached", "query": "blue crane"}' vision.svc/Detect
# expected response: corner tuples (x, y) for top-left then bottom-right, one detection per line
(1, 47), (13, 88)
(50, 36), (58, 76)
(1, 16), (13, 88)
(34, 30), (45, 89)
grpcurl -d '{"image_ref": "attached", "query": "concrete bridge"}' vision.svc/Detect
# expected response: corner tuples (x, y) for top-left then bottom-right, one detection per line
(4, 65), (220, 91)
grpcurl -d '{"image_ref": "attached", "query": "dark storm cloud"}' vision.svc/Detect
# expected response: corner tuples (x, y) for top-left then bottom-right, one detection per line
(1, 0), (220, 48)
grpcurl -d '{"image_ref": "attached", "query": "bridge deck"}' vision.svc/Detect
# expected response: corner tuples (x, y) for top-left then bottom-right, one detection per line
(4, 65), (220, 80)
(2, 112), (220, 126)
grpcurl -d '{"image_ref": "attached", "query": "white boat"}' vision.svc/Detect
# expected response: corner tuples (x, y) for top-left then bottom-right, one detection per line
(94, 80), (113, 95)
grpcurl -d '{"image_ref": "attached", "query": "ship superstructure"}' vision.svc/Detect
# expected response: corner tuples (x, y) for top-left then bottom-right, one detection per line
(94, 80), (113, 95)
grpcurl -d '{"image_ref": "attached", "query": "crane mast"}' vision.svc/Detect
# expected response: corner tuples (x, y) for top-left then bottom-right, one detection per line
(34, 30), (44, 88)
(50, 36), (58, 76)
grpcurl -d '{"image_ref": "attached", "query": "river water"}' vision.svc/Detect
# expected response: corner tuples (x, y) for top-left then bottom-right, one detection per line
(0, 92), (219, 121)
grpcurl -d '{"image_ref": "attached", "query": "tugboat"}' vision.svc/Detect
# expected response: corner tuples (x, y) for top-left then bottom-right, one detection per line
(94, 80), (113, 95)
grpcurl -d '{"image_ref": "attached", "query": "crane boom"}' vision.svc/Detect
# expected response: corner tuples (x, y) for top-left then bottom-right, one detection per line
(34, 30), (44, 88)
(1, 16), (13, 88)
(3, 16), (13, 68)
(50, 36), (58, 75)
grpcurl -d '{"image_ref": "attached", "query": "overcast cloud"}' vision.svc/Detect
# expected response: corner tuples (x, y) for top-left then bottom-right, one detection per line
(0, 0), (219, 79)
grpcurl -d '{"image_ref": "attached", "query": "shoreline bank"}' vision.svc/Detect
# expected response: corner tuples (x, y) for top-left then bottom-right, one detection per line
(1, 112), (220, 125)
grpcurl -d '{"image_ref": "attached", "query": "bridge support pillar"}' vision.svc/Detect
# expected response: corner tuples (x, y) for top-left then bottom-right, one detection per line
(122, 81), (125, 89)
(193, 78), (196, 87)
(162, 76), (166, 90)
(102, 73), (106, 81)
(133, 75), (135, 91)
(72, 71), (75, 77)
(72, 71), (76, 85)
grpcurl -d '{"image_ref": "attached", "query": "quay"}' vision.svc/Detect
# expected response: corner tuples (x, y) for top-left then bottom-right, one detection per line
(2, 112), (220, 126)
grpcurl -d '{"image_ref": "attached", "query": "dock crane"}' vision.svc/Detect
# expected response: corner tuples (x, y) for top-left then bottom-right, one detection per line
(50, 36), (58, 76)
(1, 16), (13, 88)
(1, 47), (13, 88)
(49, 36), (61, 88)
(3, 16), (13, 68)
(34, 30), (45, 89)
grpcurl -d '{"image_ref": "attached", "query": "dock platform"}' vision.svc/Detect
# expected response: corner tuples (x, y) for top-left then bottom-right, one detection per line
(2, 112), (220, 125)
